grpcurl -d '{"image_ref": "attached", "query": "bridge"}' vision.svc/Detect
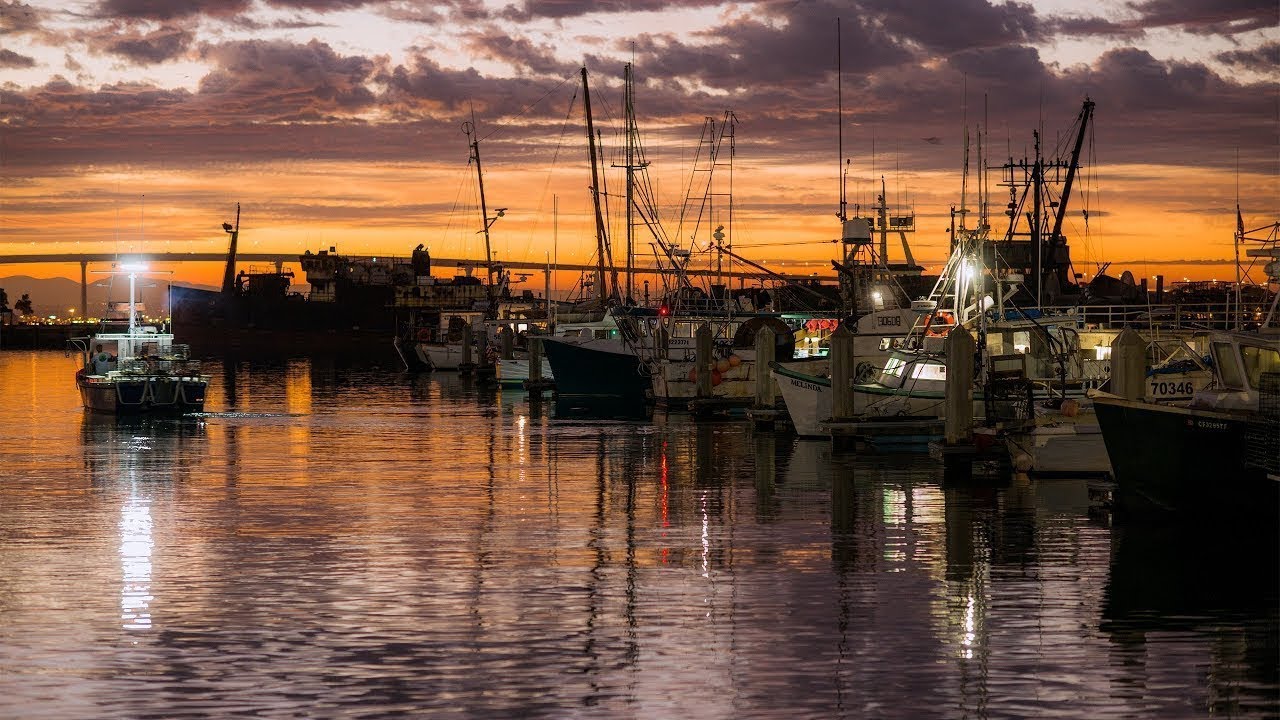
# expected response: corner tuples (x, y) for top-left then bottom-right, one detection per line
(0, 252), (821, 315)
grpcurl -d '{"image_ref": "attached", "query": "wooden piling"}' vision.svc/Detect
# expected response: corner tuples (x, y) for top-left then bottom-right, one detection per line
(1110, 328), (1146, 401)
(528, 337), (543, 382)
(695, 323), (713, 398)
(500, 325), (514, 360)
(944, 325), (975, 444)
(830, 324), (855, 421)
(460, 323), (475, 375)
(749, 325), (778, 429)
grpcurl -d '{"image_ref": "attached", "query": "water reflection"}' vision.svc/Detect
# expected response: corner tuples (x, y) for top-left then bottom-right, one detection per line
(118, 487), (153, 630)
(0, 350), (1275, 718)
(1102, 519), (1280, 716)
(81, 415), (208, 633)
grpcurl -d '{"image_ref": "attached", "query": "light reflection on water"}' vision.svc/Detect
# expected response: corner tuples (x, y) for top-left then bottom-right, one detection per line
(0, 350), (1275, 719)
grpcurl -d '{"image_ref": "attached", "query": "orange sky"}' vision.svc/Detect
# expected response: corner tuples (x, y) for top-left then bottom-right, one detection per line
(1, 1), (1276, 293)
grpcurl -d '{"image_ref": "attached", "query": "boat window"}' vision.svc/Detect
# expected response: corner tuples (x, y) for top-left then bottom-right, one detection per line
(1240, 344), (1280, 389)
(1212, 342), (1245, 389)
(881, 356), (905, 378)
(910, 362), (947, 382)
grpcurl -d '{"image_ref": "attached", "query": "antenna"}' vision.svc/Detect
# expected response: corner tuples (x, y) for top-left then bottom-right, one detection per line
(837, 18), (846, 223)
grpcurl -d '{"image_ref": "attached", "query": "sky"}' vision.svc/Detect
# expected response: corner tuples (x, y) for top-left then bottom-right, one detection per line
(1, 0), (1277, 292)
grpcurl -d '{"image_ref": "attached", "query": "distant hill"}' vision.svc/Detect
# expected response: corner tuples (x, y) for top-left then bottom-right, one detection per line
(0, 275), (219, 319)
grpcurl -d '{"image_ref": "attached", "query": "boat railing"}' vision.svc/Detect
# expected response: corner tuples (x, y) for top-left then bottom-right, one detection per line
(116, 356), (204, 377)
(1035, 302), (1272, 331)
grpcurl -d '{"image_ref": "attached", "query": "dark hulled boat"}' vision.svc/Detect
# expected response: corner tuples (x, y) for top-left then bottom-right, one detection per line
(1094, 331), (1279, 515)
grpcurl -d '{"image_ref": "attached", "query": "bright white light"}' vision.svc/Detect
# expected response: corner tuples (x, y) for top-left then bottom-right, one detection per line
(120, 262), (149, 272)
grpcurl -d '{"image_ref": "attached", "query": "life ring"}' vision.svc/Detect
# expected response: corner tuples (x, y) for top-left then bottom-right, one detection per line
(926, 311), (955, 337)
(416, 328), (431, 342)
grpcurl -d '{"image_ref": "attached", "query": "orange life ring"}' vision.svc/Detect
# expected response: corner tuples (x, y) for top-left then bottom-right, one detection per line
(926, 311), (955, 337)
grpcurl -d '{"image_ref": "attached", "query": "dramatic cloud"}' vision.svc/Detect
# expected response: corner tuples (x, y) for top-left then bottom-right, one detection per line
(1216, 40), (1280, 72)
(497, 0), (726, 22)
(94, 0), (251, 21)
(0, 0), (44, 35)
(1, 0), (1274, 280)
(196, 39), (379, 120)
(99, 24), (195, 64)
(1127, 0), (1278, 35)
(0, 47), (36, 67)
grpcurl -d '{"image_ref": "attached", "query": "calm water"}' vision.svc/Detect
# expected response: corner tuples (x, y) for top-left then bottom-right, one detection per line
(1, 350), (1276, 719)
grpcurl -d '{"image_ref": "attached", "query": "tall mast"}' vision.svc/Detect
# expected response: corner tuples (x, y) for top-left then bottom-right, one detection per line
(837, 18), (846, 223)
(1046, 97), (1094, 298)
(1032, 129), (1043, 305)
(465, 118), (495, 294)
(581, 66), (614, 304)
(624, 63), (636, 303)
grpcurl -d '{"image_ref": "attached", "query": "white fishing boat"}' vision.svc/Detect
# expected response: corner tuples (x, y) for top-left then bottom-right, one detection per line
(72, 262), (210, 414)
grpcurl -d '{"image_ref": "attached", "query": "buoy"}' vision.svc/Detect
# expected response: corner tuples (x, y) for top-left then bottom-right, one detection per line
(728, 354), (742, 368)
(926, 311), (955, 337)
(687, 367), (698, 382)
(711, 369), (723, 386)
(1060, 398), (1080, 417)
(1014, 453), (1034, 473)
(716, 358), (731, 373)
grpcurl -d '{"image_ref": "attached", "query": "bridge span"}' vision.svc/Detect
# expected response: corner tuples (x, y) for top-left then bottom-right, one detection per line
(0, 252), (807, 316)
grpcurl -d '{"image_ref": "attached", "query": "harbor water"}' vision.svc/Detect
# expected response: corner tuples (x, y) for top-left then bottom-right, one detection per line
(1, 350), (1276, 718)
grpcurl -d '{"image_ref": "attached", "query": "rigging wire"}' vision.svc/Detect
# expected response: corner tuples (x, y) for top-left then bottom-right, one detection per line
(477, 73), (575, 143)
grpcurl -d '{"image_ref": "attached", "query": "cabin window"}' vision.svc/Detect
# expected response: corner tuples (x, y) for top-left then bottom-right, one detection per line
(910, 363), (947, 382)
(1013, 331), (1031, 354)
(1240, 345), (1280, 389)
(882, 357), (905, 376)
(1212, 342), (1245, 389)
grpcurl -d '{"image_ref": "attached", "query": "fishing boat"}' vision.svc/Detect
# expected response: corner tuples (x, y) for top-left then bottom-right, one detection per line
(72, 262), (210, 414)
(773, 98), (1115, 439)
(1093, 330), (1280, 513)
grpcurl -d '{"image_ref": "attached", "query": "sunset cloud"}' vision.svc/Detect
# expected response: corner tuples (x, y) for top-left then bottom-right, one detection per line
(0, 0), (1274, 285)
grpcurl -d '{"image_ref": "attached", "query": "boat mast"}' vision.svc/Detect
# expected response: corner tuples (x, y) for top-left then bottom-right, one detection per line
(837, 18), (846, 225)
(582, 67), (615, 305)
(1047, 97), (1094, 297)
(624, 63), (636, 303)
(1032, 129), (1043, 305)
(464, 118), (495, 296)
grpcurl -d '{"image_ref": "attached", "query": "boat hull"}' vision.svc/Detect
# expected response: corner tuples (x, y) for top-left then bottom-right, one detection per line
(1093, 396), (1278, 514)
(541, 338), (650, 399)
(497, 357), (554, 387)
(78, 376), (208, 414)
(1006, 420), (1112, 477)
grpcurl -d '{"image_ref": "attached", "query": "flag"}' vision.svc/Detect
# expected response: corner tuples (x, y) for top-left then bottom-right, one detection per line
(1237, 205), (1245, 237)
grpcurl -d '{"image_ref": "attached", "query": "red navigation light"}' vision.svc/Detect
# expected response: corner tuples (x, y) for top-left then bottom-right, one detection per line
(658, 304), (670, 317)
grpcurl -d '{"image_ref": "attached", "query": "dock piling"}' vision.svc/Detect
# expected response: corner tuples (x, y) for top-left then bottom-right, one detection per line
(749, 325), (778, 430)
(944, 326), (975, 444)
(830, 324), (856, 421)
(1110, 328), (1146, 401)
(695, 323), (713, 398)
